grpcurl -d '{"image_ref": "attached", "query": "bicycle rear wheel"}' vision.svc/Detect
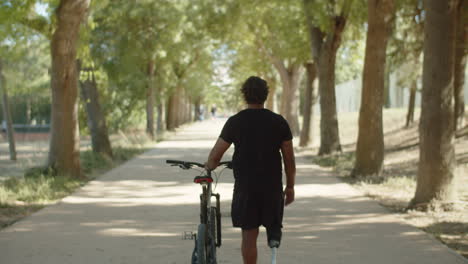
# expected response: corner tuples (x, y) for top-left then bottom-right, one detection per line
(197, 224), (207, 264)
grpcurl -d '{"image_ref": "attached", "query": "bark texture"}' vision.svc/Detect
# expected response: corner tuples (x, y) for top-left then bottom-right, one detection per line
(316, 29), (342, 155)
(166, 86), (182, 131)
(146, 61), (155, 139)
(406, 80), (417, 128)
(156, 102), (164, 133)
(409, 0), (458, 209)
(48, 0), (89, 178)
(0, 59), (16, 161)
(352, 0), (394, 177)
(454, 0), (467, 130)
(78, 62), (113, 159)
(299, 62), (318, 147)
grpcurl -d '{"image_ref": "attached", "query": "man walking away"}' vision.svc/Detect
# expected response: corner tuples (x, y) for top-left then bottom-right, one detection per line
(205, 76), (296, 264)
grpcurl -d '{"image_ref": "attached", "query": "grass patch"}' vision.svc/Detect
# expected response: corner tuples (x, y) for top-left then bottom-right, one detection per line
(310, 152), (355, 176)
(0, 174), (84, 228)
(0, 175), (83, 204)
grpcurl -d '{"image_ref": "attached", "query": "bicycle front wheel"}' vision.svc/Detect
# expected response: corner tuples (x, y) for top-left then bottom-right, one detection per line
(207, 207), (217, 263)
(197, 224), (207, 264)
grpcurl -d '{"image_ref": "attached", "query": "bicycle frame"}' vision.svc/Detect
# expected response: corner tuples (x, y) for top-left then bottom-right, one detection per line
(166, 160), (230, 264)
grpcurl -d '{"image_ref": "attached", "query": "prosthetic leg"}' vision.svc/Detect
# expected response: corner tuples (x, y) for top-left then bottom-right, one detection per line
(267, 226), (282, 264)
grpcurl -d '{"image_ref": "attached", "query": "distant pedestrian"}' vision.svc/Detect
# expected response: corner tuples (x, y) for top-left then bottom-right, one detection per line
(210, 106), (217, 118)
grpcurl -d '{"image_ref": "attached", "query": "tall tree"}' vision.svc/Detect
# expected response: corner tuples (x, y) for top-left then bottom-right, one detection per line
(48, 0), (90, 178)
(454, 0), (467, 129)
(228, 0), (309, 135)
(146, 61), (155, 138)
(409, 0), (458, 210)
(352, 0), (395, 178)
(299, 62), (318, 147)
(264, 73), (278, 112)
(304, 0), (355, 155)
(388, 0), (424, 127)
(0, 59), (16, 161)
(77, 61), (113, 159)
(406, 79), (417, 127)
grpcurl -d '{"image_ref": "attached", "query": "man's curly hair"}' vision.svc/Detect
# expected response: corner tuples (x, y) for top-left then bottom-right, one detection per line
(241, 76), (269, 104)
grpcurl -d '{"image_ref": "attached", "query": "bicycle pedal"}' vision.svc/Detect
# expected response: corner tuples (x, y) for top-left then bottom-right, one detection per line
(182, 231), (195, 240)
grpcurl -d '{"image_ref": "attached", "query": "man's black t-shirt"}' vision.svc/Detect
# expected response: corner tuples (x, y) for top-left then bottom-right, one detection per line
(220, 108), (293, 194)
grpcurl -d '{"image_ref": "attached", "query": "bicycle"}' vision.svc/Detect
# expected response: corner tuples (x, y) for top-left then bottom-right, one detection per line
(166, 159), (232, 264)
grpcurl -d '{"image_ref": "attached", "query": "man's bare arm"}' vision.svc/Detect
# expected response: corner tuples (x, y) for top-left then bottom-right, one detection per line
(205, 137), (231, 170)
(280, 140), (296, 206)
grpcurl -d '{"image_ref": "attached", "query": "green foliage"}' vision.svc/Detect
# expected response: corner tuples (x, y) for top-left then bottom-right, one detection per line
(311, 152), (355, 173)
(87, 0), (221, 128)
(80, 151), (113, 174)
(335, 29), (366, 83)
(388, 0), (424, 69)
(0, 175), (82, 204)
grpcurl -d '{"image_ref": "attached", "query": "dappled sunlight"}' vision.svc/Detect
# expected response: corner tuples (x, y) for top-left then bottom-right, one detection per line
(62, 177), (235, 207)
(294, 183), (365, 199)
(296, 163), (324, 169)
(99, 228), (178, 237)
(81, 219), (138, 227)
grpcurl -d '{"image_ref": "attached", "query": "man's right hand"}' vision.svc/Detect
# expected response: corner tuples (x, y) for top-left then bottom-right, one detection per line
(284, 186), (295, 206)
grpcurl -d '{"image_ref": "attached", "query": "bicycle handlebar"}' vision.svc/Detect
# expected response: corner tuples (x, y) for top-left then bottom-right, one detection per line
(166, 160), (232, 170)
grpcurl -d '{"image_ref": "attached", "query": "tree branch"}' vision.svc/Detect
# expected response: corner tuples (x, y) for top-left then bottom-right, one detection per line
(303, 0), (324, 61)
(19, 16), (53, 39)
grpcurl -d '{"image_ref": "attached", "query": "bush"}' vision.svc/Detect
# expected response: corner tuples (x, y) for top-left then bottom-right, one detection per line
(0, 175), (83, 204)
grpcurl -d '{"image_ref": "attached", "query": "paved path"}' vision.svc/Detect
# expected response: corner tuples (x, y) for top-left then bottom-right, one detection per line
(1, 119), (466, 264)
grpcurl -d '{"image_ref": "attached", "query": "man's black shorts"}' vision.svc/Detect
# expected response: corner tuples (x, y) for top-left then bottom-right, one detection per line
(231, 190), (284, 230)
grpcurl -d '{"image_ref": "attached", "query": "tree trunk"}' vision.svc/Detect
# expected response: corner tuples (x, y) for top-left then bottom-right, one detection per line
(384, 62), (392, 108)
(26, 97), (32, 124)
(352, 0), (394, 178)
(183, 94), (190, 125)
(194, 97), (202, 121)
(276, 63), (302, 136)
(317, 42), (342, 155)
(187, 96), (193, 123)
(454, 0), (467, 130)
(166, 95), (175, 131)
(406, 80), (417, 128)
(384, 7), (397, 109)
(299, 62), (317, 147)
(155, 79), (164, 133)
(0, 59), (17, 161)
(77, 61), (113, 159)
(304, 0), (351, 155)
(156, 102), (164, 133)
(166, 86), (181, 131)
(48, 0), (89, 178)
(265, 75), (277, 112)
(177, 90), (186, 127)
(409, 0), (458, 210)
(146, 61), (155, 139)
